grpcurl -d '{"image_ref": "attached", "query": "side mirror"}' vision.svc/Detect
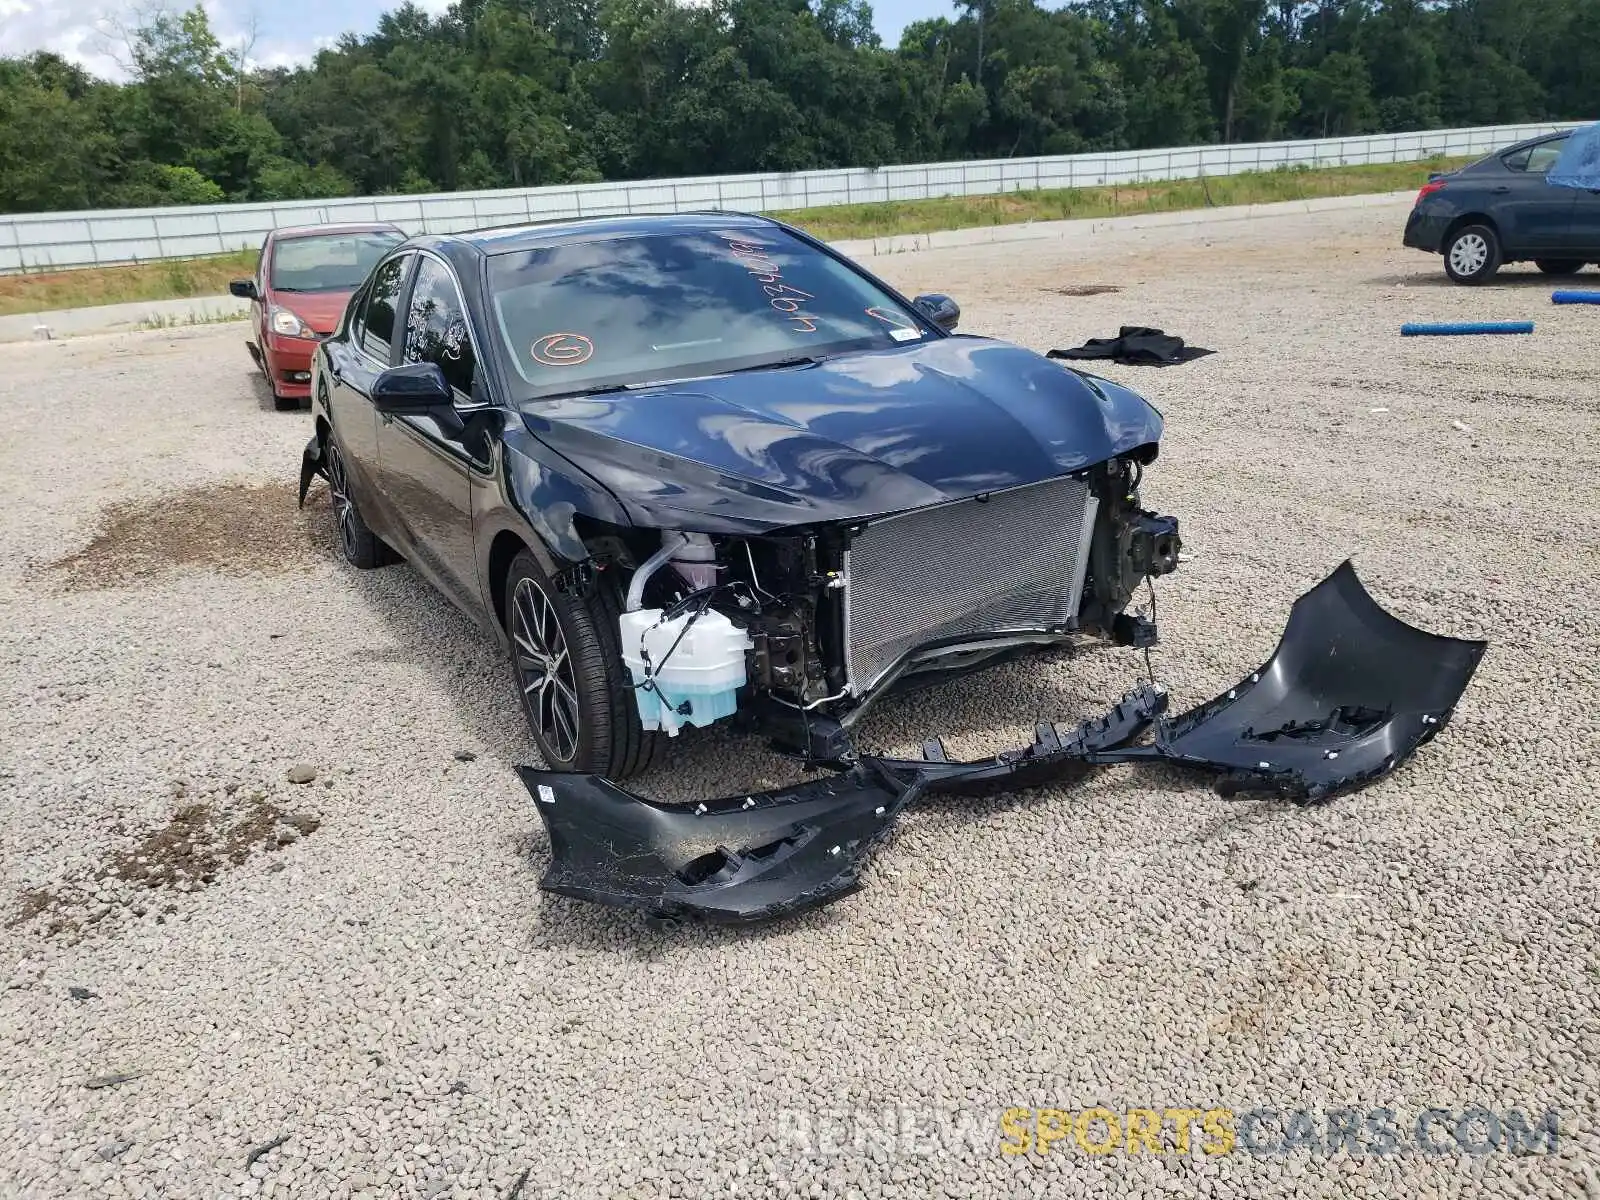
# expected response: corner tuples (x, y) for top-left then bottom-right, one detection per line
(372, 362), (452, 413)
(229, 278), (257, 300)
(914, 293), (961, 332)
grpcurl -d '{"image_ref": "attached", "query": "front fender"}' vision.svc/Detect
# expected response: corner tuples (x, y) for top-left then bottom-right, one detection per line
(490, 421), (637, 567)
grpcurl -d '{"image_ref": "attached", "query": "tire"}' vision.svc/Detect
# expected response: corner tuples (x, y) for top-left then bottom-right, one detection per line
(325, 435), (399, 570)
(1535, 259), (1584, 276)
(505, 548), (666, 779)
(1443, 224), (1501, 285)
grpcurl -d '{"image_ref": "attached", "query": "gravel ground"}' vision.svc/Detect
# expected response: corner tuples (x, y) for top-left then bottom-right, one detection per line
(2, 200), (1598, 1199)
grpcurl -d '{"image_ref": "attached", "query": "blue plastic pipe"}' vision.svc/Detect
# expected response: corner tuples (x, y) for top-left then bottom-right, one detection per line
(1400, 321), (1534, 336)
(1551, 290), (1600, 305)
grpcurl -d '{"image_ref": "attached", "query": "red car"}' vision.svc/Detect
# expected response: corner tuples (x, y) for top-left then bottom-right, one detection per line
(231, 223), (406, 410)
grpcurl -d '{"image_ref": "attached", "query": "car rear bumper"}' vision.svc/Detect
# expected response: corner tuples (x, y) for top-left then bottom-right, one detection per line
(1403, 207), (1450, 253)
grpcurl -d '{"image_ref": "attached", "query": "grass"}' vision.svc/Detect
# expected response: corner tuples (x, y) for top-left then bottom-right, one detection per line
(0, 249), (256, 318)
(773, 156), (1470, 242)
(135, 309), (249, 331)
(0, 156), (1470, 316)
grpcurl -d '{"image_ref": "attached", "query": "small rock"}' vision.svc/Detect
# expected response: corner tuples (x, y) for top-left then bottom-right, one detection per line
(282, 812), (320, 835)
(97, 1141), (133, 1162)
(68, 986), (98, 1001)
(275, 826), (302, 847)
(453, 750), (477, 762)
(83, 1073), (139, 1090)
(286, 764), (318, 785)
(245, 1134), (290, 1166)
(1451, 419), (1473, 433)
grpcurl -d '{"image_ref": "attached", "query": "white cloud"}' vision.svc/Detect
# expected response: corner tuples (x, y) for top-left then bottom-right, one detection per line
(0, 0), (338, 81)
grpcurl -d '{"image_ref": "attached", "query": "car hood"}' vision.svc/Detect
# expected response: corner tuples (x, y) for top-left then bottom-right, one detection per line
(267, 289), (353, 335)
(518, 335), (1164, 532)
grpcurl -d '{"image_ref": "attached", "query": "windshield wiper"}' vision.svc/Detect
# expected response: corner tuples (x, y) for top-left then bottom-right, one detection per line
(722, 354), (826, 374)
(539, 381), (654, 400)
(536, 356), (825, 401)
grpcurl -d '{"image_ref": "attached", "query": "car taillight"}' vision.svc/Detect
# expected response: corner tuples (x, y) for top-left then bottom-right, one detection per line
(1416, 179), (1448, 203)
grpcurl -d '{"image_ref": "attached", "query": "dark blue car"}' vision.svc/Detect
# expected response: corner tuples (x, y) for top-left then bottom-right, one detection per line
(1403, 128), (1600, 284)
(299, 212), (1181, 779)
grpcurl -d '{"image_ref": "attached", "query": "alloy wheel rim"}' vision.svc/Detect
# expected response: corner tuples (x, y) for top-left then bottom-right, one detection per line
(1451, 234), (1488, 276)
(511, 578), (581, 763)
(327, 442), (358, 559)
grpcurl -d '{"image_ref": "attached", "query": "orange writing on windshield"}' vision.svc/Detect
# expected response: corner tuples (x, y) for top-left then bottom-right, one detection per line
(719, 234), (820, 335)
(531, 332), (594, 367)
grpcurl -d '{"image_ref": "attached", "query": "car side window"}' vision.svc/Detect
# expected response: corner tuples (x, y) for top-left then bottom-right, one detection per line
(359, 254), (408, 361)
(345, 281), (368, 342)
(402, 256), (477, 400)
(1506, 137), (1567, 174)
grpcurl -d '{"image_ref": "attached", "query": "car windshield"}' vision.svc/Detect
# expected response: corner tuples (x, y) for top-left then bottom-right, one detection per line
(270, 231), (405, 292)
(486, 227), (933, 398)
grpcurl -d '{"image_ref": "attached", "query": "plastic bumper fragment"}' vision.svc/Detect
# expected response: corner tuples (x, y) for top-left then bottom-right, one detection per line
(298, 435), (324, 509)
(519, 763), (915, 925)
(1091, 560), (1488, 801)
(518, 560), (1487, 925)
(875, 682), (1169, 797)
(519, 683), (1168, 925)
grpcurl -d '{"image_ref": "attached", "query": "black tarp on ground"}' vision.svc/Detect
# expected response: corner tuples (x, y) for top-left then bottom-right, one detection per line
(1048, 326), (1215, 367)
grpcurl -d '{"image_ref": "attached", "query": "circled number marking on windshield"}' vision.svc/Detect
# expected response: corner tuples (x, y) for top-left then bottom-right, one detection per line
(530, 333), (594, 367)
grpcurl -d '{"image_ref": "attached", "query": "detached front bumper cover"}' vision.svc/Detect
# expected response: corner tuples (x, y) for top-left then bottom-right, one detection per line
(519, 560), (1487, 926)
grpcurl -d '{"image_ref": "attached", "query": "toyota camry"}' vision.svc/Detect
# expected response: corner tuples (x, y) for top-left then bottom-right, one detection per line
(297, 212), (1485, 923)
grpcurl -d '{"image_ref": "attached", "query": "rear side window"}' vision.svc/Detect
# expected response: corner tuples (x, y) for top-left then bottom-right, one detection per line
(403, 256), (477, 399)
(359, 254), (408, 361)
(1506, 137), (1567, 174)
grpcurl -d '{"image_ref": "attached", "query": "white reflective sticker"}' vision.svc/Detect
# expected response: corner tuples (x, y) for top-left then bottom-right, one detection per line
(889, 327), (920, 342)
(537, 785), (555, 804)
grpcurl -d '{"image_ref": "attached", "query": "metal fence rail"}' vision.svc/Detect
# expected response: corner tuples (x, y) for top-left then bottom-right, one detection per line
(0, 121), (1584, 273)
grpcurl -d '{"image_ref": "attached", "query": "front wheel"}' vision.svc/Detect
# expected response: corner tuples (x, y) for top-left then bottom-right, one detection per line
(1444, 224), (1501, 285)
(325, 436), (399, 570)
(1535, 259), (1585, 276)
(505, 549), (665, 778)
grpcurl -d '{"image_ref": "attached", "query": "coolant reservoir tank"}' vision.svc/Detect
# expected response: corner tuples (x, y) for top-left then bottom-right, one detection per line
(619, 607), (752, 736)
(669, 532), (719, 591)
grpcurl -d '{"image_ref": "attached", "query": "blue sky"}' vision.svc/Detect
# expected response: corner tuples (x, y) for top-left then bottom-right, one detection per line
(1, 0), (955, 82)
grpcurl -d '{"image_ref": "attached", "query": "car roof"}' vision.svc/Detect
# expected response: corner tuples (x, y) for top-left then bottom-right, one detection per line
(432, 211), (784, 257)
(271, 222), (407, 240)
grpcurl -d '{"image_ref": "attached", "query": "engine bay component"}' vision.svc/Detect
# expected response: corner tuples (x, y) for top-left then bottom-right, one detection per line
(618, 606), (752, 736)
(520, 559), (1488, 927)
(840, 474), (1099, 695)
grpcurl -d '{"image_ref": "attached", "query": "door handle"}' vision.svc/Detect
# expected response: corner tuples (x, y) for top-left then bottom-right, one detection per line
(1491, 186), (1511, 194)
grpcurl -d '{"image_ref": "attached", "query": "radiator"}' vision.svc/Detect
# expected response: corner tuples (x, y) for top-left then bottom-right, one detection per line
(841, 474), (1099, 695)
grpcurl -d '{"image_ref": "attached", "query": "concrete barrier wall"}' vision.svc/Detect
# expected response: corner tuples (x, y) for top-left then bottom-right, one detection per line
(0, 121), (1583, 273)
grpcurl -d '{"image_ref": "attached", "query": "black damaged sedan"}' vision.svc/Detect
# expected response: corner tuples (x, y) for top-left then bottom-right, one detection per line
(299, 212), (1182, 779)
(299, 211), (1492, 924)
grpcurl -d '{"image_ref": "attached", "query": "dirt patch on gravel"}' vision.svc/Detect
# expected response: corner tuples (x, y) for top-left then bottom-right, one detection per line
(35, 480), (336, 591)
(101, 793), (320, 893)
(3, 887), (60, 930)
(1055, 284), (1122, 296)
(7, 792), (322, 940)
